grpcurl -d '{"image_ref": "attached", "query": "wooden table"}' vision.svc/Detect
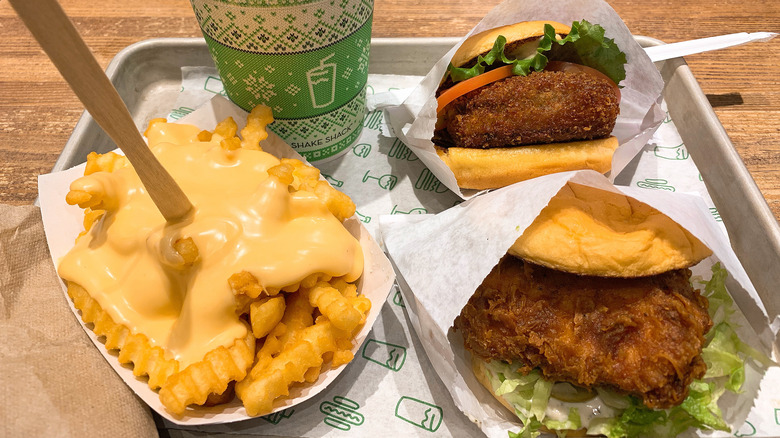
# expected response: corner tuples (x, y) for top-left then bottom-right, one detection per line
(1, 0), (778, 220)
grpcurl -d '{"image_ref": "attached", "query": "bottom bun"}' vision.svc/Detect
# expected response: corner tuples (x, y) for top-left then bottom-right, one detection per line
(471, 356), (588, 437)
(435, 136), (619, 190)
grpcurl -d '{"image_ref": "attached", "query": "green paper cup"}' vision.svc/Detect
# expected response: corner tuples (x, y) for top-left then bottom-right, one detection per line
(190, 0), (373, 161)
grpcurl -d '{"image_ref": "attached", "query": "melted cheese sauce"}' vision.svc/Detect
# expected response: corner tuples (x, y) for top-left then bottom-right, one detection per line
(59, 123), (363, 368)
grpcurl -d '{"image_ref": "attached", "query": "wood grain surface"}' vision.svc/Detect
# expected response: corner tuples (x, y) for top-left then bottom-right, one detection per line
(1, 0), (778, 221)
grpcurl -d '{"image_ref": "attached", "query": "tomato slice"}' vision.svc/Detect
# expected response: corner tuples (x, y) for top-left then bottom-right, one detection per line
(436, 65), (515, 114)
(436, 62), (620, 114)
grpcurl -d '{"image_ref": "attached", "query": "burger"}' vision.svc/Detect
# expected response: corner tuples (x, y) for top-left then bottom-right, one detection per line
(434, 20), (627, 190)
(453, 183), (766, 437)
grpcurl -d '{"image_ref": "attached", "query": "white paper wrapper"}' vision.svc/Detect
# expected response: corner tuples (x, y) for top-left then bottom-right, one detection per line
(37, 96), (396, 426)
(383, 0), (665, 199)
(381, 170), (776, 437)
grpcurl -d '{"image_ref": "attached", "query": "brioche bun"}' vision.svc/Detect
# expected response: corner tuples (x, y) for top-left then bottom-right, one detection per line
(509, 182), (712, 277)
(435, 137), (618, 190)
(451, 21), (571, 69)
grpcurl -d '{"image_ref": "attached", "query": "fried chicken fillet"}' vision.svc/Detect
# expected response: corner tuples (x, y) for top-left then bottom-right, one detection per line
(435, 70), (620, 149)
(454, 255), (713, 409)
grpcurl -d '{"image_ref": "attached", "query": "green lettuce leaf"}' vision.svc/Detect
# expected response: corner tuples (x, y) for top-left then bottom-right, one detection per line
(485, 361), (542, 417)
(548, 20), (627, 85)
(530, 378), (553, 421)
(508, 417), (543, 438)
(699, 263), (776, 371)
(698, 262), (734, 325)
(542, 407), (582, 434)
(586, 397), (666, 438)
(491, 362), (541, 396)
(447, 19), (627, 85)
(446, 33), (549, 82)
(702, 322), (746, 392)
(678, 381), (729, 431)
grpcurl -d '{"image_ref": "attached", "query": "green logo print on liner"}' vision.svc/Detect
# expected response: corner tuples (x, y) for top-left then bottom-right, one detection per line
(363, 170), (397, 190)
(322, 173), (343, 187)
(364, 109), (383, 131)
(392, 288), (405, 307)
(709, 207), (722, 222)
(355, 210), (371, 223)
(352, 142), (371, 158)
(261, 408), (294, 424)
(415, 168), (448, 193)
(775, 407), (780, 425)
(169, 107), (195, 120)
(663, 111), (672, 123)
(653, 143), (689, 160)
(391, 205), (427, 215)
(734, 420), (757, 437)
(320, 396), (365, 431)
(388, 138), (418, 161)
(636, 178), (675, 192)
(204, 75), (227, 95)
(395, 396), (443, 432)
(361, 339), (407, 371)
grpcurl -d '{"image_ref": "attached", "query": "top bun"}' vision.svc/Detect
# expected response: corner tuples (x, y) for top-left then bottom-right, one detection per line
(450, 21), (572, 69)
(509, 183), (712, 277)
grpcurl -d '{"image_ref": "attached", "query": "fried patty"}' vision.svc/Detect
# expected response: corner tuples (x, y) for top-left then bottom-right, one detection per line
(436, 70), (620, 149)
(454, 255), (712, 409)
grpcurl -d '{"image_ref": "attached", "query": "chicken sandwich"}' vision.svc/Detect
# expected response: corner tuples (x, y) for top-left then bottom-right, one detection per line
(454, 183), (764, 437)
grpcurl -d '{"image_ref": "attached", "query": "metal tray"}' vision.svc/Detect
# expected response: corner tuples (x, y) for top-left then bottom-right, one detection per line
(53, 36), (780, 335)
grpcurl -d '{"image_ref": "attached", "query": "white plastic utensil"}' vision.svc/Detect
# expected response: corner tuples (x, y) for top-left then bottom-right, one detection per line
(644, 32), (777, 62)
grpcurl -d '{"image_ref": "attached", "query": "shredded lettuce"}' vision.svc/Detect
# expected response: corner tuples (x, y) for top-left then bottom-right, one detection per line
(492, 362), (541, 396)
(485, 361), (540, 417)
(542, 407), (582, 434)
(488, 263), (774, 438)
(530, 378), (553, 421)
(698, 263), (733, 326)
(587, 397), (667, 438)
(702, 322), (747, 391)
(678, 381), (729, 431)
(447, 19), (627, 85)
(698, 264), (776, 370)
(508, 418), (543, 438)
